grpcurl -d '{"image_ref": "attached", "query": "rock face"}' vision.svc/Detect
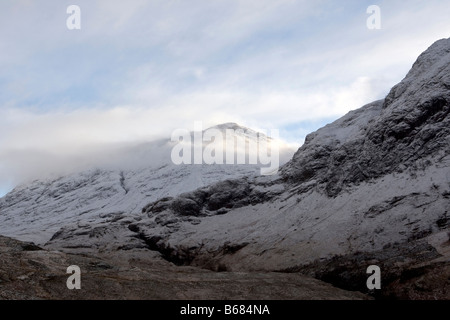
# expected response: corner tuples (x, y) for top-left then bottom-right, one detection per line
(1, 38), (450, 300)
(283, 37), (450, 197)
(0, 236), (368, 300)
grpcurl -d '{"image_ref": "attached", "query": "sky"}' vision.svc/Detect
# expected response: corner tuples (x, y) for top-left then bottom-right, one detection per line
(0, 0), (450, 196)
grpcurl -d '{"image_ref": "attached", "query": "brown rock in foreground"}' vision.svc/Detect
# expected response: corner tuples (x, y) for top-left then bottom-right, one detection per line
(0, 236), (368, 300)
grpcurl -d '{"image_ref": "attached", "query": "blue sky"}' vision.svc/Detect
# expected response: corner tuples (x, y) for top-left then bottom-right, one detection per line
(1, 0), (450, 196)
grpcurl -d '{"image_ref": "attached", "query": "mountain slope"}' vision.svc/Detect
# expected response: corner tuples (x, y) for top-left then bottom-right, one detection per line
(1, 38), (449, 299)
(0, 124), (295, 244)
(40, 38), (450, 291)
(283, 37), (450, 196)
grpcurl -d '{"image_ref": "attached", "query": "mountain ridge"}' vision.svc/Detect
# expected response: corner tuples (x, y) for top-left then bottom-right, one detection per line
(90, 37), (449, 276)
(1, 38), (449, 299)
(0, 125), (295, 244)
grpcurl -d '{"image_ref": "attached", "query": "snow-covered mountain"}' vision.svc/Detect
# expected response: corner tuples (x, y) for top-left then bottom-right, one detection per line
(36, 38), (450, 292)
(1, 38), (449, 299)
(0, 123), (295, 244)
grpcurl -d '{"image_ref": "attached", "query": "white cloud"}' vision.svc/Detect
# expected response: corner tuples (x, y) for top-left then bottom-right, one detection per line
(1, 0), (450, 194)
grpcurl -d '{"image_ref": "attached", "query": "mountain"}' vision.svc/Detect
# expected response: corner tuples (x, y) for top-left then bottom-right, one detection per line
(1, 38), (449, 299)
(0, 123), (295, 245)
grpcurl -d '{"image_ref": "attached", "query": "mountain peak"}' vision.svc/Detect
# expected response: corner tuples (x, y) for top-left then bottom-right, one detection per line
(283, 37), (450, 197)
(407, 37), (450, 78)
(383, 37), (450, 110)
(207, 122), (253, 132)
(1, 39), (449, 300)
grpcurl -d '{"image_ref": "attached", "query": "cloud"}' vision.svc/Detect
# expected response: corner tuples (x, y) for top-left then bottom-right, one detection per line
(1, 0), (450, 194)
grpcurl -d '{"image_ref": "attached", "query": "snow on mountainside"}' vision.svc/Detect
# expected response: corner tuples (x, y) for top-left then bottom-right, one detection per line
(36, 38), (450, 295)
(0, 124), (295, 244)
(1, 38), (449, 299)
(282, 37), (450, 197)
